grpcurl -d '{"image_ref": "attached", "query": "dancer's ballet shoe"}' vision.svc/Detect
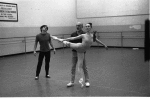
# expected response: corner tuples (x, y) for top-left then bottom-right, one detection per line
(51, 36), (64, 42)
(63, 41), (68, 44)
(51, 36), (58, 40)
(63, 41), (70, 47)
(79, 78), (84, 87)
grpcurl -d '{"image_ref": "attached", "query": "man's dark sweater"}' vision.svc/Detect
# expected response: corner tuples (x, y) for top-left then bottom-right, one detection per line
(70, 30), (85, 52)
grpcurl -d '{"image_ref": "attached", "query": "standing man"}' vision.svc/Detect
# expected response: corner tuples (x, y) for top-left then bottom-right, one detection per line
(67, 22), (90, 87)
(34, 25), (56, 80)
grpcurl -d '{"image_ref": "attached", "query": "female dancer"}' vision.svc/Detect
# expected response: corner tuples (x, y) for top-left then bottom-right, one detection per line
(51, 23), (108, 87)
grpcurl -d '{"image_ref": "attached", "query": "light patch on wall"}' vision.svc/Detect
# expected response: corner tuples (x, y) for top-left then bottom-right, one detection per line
(129, 25), (141, 30)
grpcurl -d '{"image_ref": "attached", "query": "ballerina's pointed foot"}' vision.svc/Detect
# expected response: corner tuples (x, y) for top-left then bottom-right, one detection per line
(63, 41), (70, 47)
(63, 41), (69, 44)
(79, 78), (84, 87)
(51, 36), (58, 40)
(51, 36), (63, 42)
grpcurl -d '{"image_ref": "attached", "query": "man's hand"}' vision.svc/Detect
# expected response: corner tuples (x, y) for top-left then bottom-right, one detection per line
(105, 45), (108, 50)
(53, 49), (56, 54)
(93, 31), (97, 33)
(34, 51), (37, 56)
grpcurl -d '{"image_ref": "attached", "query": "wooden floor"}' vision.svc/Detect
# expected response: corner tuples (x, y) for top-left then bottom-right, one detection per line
(0, 47), (149, 97)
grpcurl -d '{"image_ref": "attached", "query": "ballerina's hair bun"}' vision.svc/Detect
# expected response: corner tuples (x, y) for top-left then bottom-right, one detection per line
(88, 23), (92, 28)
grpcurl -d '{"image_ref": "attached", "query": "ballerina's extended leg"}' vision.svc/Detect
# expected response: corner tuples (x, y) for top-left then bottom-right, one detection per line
(51, 36), (63, 42)
(77, 53), (84, 87)
(51, 36), (70, 47)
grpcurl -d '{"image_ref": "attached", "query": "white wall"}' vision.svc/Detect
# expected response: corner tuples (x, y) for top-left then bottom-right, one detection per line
(0, 0), (76, 27)
(0, 0), (76, 56)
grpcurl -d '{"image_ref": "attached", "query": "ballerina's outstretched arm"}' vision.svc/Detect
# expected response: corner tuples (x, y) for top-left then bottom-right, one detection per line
(95, 38), (108, 50)
(63, 34), (83, 41)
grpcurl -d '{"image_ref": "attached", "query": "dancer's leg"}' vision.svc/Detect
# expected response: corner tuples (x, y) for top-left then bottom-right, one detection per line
(82, 53), (89, 83)
(71, 51), (78, 83)
(52, 36), (84, 51)
(67, 51), (77, 87)
(82, 53), (90, 87)
(77, 52), (84, 87)
(35, 52), (44, 78)
(51, 36), (71, 47)
(45, 51), (51, 77)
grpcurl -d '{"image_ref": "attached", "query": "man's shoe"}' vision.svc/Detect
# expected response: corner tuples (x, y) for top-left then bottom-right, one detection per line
(85, 82), (90, 87)
(46, 75), (51, 78)
(67, 82), (74, 87)
(35, 76), (39, 80)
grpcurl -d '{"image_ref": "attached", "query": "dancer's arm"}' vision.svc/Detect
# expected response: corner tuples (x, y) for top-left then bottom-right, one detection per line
(95, 38), (108, 49)
(64, 34), (83, 41)
(49, 37), (56, 54)
(33, 38), (38, 56)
